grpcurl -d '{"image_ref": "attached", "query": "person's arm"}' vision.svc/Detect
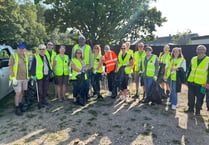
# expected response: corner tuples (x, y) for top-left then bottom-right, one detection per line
(89, 47), (93, 69)
(71, 63), (82, 72)
(30, 57), (37, 76)
(52, 57), (56, 73)
(8, 56), (14, 78)
(180, 59), (186, 72)
(155, 56), (159, 77)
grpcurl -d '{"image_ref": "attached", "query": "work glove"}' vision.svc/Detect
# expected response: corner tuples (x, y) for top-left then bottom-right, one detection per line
(12, 77), (18, 87)
(153, 76), (157, 81)
(31, 76), (36, 81)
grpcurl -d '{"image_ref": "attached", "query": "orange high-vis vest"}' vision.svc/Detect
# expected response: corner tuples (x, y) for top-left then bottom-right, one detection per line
(103, 51), (117, 73)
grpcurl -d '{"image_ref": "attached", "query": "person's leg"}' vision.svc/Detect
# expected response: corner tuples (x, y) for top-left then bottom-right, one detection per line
(143, 77), (148, 99)
(195, 85), (205, 115)
(206, 90), (209, 111)
(185, 84), (195, 112)
(107, 72), (113, 93)
(42, 76), (50, 104)
(170, 81), (177, 109)
(13, 81), (24, 115)
(91, 73), (97, 96)
(111, 72), (118, 98)
(57, 85), (62, 101)
(62, 84), (67, 100)
(134, 72), (139, 97)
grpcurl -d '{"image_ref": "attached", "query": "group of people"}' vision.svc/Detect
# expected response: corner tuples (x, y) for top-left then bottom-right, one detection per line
(9, 35), (209, 116)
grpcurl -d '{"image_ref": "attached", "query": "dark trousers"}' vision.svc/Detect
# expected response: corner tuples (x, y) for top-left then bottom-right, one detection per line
(188, 83), (205, 111)
(107, 71), (117, 97)
(37, 75), (50, 103)
(206, 90), (209, 109)
(72, 79), (88, 105)
(91, 73), (102, 95)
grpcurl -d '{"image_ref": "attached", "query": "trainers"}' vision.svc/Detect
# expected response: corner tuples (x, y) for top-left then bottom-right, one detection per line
(15, 107), (22, 116)
(171, 105), (176, 110)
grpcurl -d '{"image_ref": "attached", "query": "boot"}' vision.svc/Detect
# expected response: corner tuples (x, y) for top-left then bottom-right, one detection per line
(166, 90), (170, 98)
(15, 106), (22, 116)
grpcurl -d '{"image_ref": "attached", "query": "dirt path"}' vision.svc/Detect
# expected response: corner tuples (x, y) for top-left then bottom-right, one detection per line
(0, 84), (209, 145)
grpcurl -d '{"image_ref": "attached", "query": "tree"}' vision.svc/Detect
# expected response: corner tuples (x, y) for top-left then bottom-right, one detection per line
(44, 0), (166, 45)
(0, 0), (23, 46)
(0, 0), (48, 47)
(172, 30), (195, 45)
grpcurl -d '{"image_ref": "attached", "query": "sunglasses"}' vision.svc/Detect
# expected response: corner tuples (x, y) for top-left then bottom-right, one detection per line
(47, 44), (53, 46)
(121, 47), (126, 49)
(76, 52), (82, 54)
(39, 49), (45, 51)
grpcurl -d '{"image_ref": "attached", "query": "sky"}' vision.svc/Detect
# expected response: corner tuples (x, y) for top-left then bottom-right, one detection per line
(150, 0), (209, 37)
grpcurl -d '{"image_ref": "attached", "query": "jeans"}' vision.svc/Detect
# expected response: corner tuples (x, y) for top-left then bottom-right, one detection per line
(143, 77), (154, 98)
(91, 73), (102, 95)
(170, 80), (177, 106)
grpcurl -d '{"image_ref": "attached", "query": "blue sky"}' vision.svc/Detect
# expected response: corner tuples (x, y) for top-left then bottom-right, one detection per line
(151, 0), (209, 36)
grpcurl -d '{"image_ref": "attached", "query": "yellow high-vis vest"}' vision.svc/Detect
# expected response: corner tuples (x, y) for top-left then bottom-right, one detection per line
(117, 53), (133, 74)
(45, 50), (56, 66)
(134, 50), (146, 72)
(142, 55), (157, 77)
(187, 56), (209, 85)
(168, 57), (184, 81)
(71, 58), (87, 80)
(93, 54), (103, 73)
(9, 53), (29, 80)
(55, 55), (69, 76)
(73, 44), (91, 65)
(35, 55), (44, 80)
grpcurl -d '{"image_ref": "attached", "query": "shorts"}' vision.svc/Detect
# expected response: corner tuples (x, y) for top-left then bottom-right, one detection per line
(56, 75), (69, 85)
(134, 71), (144, 86)
(13, 80), (28, 93)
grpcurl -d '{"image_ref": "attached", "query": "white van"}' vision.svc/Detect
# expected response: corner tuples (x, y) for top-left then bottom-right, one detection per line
(0, 45), (14, 99)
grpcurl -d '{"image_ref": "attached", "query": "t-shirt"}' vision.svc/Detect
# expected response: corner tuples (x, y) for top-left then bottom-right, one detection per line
(8, 54), (27, 80)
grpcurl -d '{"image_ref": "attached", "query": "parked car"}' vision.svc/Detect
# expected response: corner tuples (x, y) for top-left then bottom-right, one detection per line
(0, 45), (14, 99)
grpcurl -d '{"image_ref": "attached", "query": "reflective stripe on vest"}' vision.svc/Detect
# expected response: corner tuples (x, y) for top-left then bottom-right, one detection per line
(117, 53), (133, 74)
(169, 58), (184, 81)
(45, 50), (56, 66)
(103, 51), (117, 73)
(36, 55), (44, 80)
(73, 44), (91, 65)
(187, 56), (209, 84)
(71, 58), (87, 80)
(134, 50), (145, 71)
(93, 54), (103, 73)
(142, 55), (156, 77)
(10, 53), (29, 80)
(159, 52), (171, 65)
(55, 55), (69, 76)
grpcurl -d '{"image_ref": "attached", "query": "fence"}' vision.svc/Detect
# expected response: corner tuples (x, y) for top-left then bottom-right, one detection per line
(54, 44), (209, 67)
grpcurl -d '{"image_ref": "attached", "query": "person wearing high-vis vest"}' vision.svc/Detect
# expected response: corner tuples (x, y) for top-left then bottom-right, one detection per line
(159, 45), (171, 98)
(116, 43), (133, 102)
(53, 46), (69, 101)
(141, 46), (159, 102)
(71, 35), (92, 98)
(133, 42), (146, 98)
(30, 44), (52, 108)
(46, 41), (57, 97)
(46, 42), (57, 66)
(166, 47), (186, 110)
(9, 43), (29, 116)
(71, 49), (88, 106)
(186, 45), (209, 115)
(102, 45), (118, 98)
(91, 45), (103, 100)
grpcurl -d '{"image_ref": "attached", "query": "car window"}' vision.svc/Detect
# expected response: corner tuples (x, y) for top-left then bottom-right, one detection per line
(0, 49), (10, 59)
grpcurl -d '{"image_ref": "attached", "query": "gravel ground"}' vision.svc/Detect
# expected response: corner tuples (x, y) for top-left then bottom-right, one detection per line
(0, 84), (209, 145)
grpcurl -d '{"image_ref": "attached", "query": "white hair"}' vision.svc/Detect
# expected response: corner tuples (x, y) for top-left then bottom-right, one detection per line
(38, 44), (46, 49)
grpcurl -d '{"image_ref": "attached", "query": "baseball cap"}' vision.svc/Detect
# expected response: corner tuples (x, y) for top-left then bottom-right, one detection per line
(17, 43), (26, 49)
